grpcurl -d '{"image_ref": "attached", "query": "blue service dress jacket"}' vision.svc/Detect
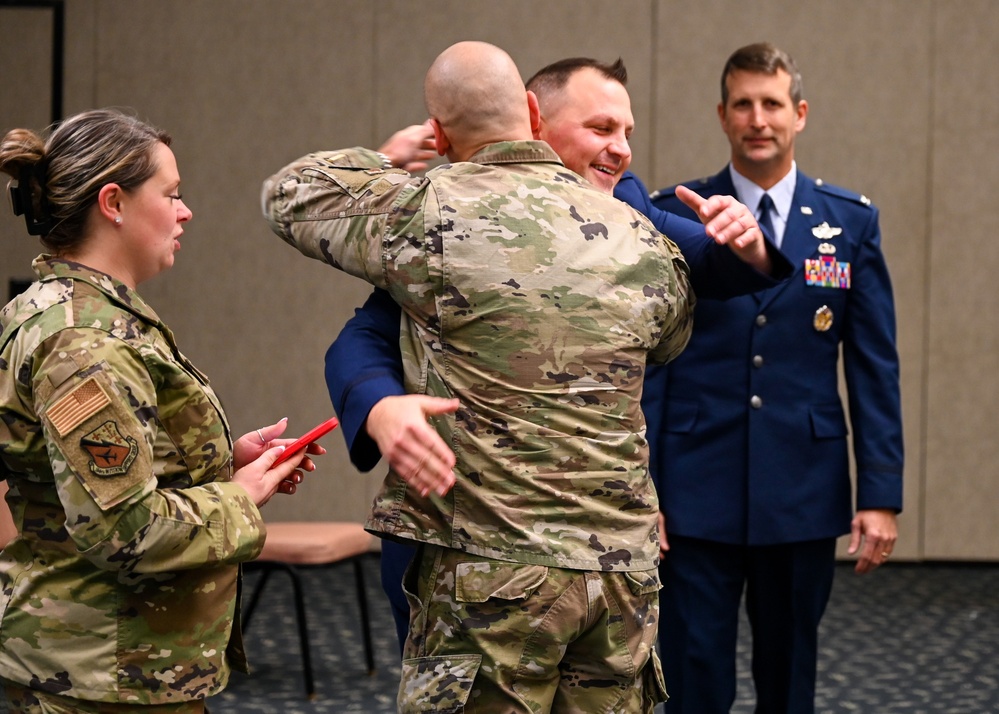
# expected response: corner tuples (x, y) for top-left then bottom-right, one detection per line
(645, 167), (904, 546)
(326, 170), (792, 471)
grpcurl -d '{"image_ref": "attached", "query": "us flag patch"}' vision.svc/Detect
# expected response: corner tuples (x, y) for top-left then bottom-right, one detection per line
(47, 377), (111, 436)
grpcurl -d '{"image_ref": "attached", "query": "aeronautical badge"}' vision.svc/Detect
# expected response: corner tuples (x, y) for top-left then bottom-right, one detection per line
(805, 256), (852, 288)
(814, 305), (834, 332)
(81, 420), (139, 477)
(812, 221), (843, 240)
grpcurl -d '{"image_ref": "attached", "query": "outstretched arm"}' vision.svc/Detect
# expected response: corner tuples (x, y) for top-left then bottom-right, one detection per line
(325, 289), (407, 471)
(325, 288), (458, 495)
(613, 172), (791, 299)
(675, 184), (771, 274)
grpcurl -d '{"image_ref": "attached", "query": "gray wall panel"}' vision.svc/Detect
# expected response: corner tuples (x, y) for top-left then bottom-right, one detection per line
(1, 1), (996, 557)
(923, 1), (999, 559)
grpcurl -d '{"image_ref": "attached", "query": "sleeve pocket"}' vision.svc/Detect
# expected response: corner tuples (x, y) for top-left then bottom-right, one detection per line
(43, 368), (151, 510)
(398, 654), (481, 713)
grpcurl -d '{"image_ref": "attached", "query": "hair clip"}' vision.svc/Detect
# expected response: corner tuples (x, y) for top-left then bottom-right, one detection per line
(9, 165), (54, 236)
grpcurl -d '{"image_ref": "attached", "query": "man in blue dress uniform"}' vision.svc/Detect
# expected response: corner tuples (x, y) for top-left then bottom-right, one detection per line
(646, 42), (903, 713)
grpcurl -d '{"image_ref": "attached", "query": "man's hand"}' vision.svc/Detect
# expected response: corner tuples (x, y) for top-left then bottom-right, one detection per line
(366, 394), (459, 497)
(676, 184), (773, 275)
(847, 508), (898, 574)
(658, 510), (670, 556)
(378, 121), (436, 172)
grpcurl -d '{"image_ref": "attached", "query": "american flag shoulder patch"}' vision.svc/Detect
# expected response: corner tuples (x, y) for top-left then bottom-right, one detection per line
(47, 377), (111, 436)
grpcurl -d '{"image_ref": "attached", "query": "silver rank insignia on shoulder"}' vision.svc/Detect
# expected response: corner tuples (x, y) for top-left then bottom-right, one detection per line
(818, 242), (836, 255)
(814, 305), (834, 332)
(812, 221), (843, 240)
(800, 206), (813, 215)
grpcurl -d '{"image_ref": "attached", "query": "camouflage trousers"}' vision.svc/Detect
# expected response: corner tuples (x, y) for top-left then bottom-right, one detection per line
(2, 681), (207, 713)
(398, 544), (668, 713)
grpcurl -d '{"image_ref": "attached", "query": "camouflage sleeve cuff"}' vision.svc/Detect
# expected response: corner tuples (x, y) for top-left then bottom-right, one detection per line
(204, 481), (267, 562)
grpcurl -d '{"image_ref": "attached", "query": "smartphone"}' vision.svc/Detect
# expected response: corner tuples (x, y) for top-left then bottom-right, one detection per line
(272, 417), (339, 466)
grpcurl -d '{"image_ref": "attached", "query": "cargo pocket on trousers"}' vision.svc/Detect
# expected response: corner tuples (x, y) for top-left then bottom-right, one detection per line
(623, 567), (661, 596)
(399, 653), (481, 713)
(454, 561), (548, 603)
(642, 648), (669, 708)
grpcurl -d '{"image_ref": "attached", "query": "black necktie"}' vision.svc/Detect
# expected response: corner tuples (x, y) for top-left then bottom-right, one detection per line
(757, 193), (777, 246)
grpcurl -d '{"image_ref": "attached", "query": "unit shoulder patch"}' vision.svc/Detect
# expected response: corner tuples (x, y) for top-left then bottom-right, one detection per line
(81, 420), (139, 476)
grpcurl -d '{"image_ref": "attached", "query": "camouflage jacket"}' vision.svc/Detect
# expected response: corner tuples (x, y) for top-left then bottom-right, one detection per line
(0, 257), (265, 704)
(264, 140), (693, 571)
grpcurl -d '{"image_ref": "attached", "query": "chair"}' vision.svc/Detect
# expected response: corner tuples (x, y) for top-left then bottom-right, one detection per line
(242, 521), (375, 700)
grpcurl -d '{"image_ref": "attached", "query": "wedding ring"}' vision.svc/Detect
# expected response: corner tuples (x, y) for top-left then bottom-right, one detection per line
(256, 429), (266, 444)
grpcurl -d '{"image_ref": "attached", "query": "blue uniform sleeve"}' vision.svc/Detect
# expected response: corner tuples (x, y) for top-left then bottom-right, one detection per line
(840, 206), (904, 512)
(615, 172), (791, 299)
(324, 288), (405, 472)
(641, 363), (669, 504)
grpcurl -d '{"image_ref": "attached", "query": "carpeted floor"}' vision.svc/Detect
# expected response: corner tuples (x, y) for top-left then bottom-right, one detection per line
(3, 557), (998, 712)
(212, 557), (999, 713)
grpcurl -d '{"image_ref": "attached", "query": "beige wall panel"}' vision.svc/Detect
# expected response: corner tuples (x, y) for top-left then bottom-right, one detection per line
(61, 0), (96, 112)
(0, 7), (57, 305)
(923, 1), (999, 559)
(3, 0), (996, 556)
(652, 1), (931, 559)
(74, 0), (381, 521)
(374, 0), (657, 177)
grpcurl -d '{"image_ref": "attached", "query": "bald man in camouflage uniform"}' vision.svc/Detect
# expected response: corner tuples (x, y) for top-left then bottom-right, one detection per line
(0, 257), (265, 711)
(263, 41), (692, 713)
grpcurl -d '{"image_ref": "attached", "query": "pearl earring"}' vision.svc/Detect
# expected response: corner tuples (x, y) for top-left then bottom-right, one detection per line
(114, 216), (122, 224)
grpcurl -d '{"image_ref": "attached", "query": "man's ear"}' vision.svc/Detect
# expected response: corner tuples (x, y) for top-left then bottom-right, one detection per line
(795, 99), (809, 133)
(430, 118), (450, 157)
(527, 90), (542, 139)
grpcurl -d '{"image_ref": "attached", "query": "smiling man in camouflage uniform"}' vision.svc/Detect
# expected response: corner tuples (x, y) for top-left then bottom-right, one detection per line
(263, 41), (693, 713)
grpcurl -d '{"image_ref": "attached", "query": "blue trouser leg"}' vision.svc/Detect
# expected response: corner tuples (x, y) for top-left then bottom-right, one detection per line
(745, 538), (836, 714)
(659, 536), (744, 713)
(380, 538), (416, 654)
(658, 535), (836, 714)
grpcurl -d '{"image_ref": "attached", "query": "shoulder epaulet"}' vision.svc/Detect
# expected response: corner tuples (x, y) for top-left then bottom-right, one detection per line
(812, 177), (874, 208)
(649, 177), (709, 202)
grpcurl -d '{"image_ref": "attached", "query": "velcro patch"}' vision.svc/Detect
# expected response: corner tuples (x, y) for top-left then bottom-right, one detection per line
(46, 376), (111, 436)
(335, 171), (398, 197)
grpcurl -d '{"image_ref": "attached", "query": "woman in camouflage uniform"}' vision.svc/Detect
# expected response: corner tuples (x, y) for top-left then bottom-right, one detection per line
(0, 109), (314, 713)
